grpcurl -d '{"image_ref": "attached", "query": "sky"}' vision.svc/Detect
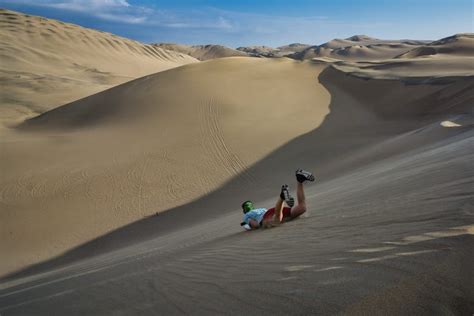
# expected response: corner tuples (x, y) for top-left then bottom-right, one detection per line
(1, 0), (473, 47)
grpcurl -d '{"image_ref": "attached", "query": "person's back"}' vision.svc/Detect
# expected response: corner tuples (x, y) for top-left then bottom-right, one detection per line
(241, 206), (267, 230)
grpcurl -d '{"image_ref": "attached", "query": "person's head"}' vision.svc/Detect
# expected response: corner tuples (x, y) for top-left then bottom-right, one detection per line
(241, 200), (254, 214)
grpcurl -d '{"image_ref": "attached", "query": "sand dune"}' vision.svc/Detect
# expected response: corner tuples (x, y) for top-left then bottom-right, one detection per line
(237, 43), (310, 57)
(0, 57), (331, 276)
(155, 42), (310, 60)
(1, 9), (473, 312)
(1, 55), (472, 314)
(236, 45), (276, 57)
(292, 35), (430, 61)
(313, 34), (474, 82)
(153, 43), (247, 60)
(0, 9), (197, 130)
(329, 35), (474, 81)
(2, 51), (473, 277)
(331, 56), (474, 80)
(276, 43), (311, 54)
(320, 35), (382, 49)
(397, 33), (474, 58)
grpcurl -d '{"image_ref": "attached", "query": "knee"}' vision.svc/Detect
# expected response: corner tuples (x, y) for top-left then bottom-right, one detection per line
(299, 202), (307, 213)
(291, 206), (306, 218)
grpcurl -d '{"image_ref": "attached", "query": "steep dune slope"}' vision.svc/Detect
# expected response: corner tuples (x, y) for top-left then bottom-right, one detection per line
(3, 53), (473, 278)
(2, 60), (473, 313)
(0, 57), (331, 276)
(0, 9), (198, 129)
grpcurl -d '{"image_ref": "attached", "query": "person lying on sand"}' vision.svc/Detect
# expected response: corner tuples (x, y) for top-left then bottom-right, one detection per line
(240, 169), (315, 230)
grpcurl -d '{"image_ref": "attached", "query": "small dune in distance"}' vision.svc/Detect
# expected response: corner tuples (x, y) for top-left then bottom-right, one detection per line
(153, 43), (248, 60)
(290, 34), (431, 60)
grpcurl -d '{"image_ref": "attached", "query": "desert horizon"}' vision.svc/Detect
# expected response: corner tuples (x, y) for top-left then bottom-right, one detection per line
(0, 2), (473, 315)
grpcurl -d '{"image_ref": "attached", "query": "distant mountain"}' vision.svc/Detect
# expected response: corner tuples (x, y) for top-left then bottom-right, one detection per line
(345, 35), (379, 42)
(290, 35), (431, 61)
(236, 45), (275, 57)
(276, 43), (311, 55)
(152, 43), (247, 60)
(236, 43), (310, 57)
(396, 33), (474, 58)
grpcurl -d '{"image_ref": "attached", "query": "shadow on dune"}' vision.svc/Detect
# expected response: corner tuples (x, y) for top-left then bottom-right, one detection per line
(3, 66), (473, 282)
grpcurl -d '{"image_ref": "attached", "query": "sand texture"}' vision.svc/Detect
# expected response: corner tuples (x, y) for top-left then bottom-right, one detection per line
(0, 9), (197, 130)
(0, 9), (473, 315)
(1, 57), (331, 276)
(1, 63), (472, 315)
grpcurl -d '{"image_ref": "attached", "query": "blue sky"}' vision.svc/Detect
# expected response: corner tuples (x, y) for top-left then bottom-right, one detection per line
(1, 0), (472, 47)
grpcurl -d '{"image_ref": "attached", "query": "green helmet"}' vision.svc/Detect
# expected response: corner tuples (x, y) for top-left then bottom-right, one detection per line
(241, 200), (254, 214)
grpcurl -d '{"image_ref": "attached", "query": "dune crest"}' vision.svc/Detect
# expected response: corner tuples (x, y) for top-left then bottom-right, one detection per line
(292, 35), (430, 61)
(397, 33), (474, 58)
(237, 43), (310, 57)
(153, 43), (247, 60)
(1, 6), (473, 312)
(0, 9), (198, 130)
(1, 57), (331, 276)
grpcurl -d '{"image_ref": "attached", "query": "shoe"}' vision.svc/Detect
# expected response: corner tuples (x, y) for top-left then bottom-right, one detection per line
(296, 169), (315, 183)
(280, 184), (295, 207)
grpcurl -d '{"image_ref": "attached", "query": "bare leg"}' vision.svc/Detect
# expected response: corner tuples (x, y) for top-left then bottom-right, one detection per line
(290, 182), (306, 218)
(273, 197), (285, 224)
(260, 196), (284, 228)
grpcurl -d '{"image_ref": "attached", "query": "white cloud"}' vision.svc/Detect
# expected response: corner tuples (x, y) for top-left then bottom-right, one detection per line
(41, 0), (131, 11)
(164, 22), (193, 29)
(150, 14), (235, 30)
(0, 0), (398, 46)
(3, 0), (238, 28)
(2, 0), (148, 24)
(216, 16), (232, 30)
(96, 13), (147, 24)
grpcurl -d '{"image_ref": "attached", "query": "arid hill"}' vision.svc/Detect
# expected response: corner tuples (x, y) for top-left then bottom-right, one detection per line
(0, 9), (197, 129)
(329, 33), (474, 81)
(397, 33), (474, 58)
(291, 34), (430, 61)
(1, 8), (473, 314)
(153, 43), (247, 60)
(237, 43), (310, 57)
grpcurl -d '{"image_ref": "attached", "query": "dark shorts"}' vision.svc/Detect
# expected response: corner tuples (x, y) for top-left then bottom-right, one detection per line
(263, 207), (292, 222)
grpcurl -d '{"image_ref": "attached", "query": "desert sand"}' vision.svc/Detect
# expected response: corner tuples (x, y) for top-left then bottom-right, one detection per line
(293, 35), (430, 61)
(154, 43), (310, 60)
(0, 9), (197, 131)
(0, 9), (473, 315)
(153, 43), (248, 60)
(331, 33), (474, 80)
(1, 55), (331, 276)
